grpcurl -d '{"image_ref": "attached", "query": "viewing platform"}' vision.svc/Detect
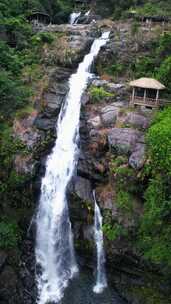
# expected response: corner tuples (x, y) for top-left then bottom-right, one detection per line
(129, 77), (170, 108)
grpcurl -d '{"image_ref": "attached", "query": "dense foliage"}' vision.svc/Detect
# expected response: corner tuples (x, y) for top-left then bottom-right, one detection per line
(0, 0), (74, 250)
(139, 108), (171, 266)
(132, 33), (171, 95)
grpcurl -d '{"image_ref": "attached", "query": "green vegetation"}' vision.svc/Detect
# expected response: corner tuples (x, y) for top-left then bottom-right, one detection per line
(95, 0), (171, 20)
(89, 86), (114, 103)
(108, 108), (171, 267)
(116, 190), (133, 214)
(0, 219), (21, 249)
(130, 32), (171, 95)
(132, 1), (171, 18)
(103, 210), (127, 241)
(138, 108), (171, 266)
(99, 28), (171, 98)
(0, 2), (74, 249)
(103, 222), (126, 241)
(0, 127), (29, 196)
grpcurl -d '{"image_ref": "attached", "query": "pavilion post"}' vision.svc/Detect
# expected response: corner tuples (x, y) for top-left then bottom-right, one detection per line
(156, 89), (159, 107)
(143, 89), (147, 104)
(131, 87), (135, 106)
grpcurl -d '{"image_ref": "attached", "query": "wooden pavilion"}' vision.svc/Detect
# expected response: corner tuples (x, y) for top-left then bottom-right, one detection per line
(129, 77), (166, 108)
(28, 12), (51, 25)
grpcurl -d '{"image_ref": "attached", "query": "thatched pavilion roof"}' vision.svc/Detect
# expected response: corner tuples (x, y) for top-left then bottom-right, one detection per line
(129, 78), (166, 90)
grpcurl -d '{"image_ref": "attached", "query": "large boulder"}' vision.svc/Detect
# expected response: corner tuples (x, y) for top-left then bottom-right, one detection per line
(100, 104), (119, 127)
(124, 112), (150, 130)
(87, 115), (101, 129)
(72, 176), (93, 202)
(43, 91), (64, 117)
(34, 115), (57, 130)
(129, 143), (146, 170)
(108, 128), (143, 155)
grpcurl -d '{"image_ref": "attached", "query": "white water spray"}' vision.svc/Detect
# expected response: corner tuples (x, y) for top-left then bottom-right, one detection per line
(85, 10), (91, 17)
(69, 12), (81, 25)
(93, 190), (108, 294)
(36, 32), (110, 304)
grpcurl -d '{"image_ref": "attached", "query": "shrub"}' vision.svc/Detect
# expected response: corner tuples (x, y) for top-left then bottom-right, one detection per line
(146, 107), (171, 174)
(138, 177), (171, 265)
(109, 156), (128, 176)
(138, 108), (171, 266)
(0, 219), (21, 249)
(116, 190), (133, 213)
(103, 222), (126, 241)
(156, 56), (171, 94)
(31, 32), (54, 45)
(89, 86), (114, 102)
(0, 70), (30, 119)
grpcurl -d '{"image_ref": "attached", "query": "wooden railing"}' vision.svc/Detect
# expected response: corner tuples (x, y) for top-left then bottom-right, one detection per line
(130, 96), (170, 108)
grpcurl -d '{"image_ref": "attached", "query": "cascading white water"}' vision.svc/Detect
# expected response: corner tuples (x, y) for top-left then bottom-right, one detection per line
(69, 12), (81, 25)
(85, 10), (90, 17)
(35, 31), (110, 304)
(93, 190), (108, 294)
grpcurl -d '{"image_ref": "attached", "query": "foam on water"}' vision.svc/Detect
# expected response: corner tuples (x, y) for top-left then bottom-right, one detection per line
(93, 190), (108, 294)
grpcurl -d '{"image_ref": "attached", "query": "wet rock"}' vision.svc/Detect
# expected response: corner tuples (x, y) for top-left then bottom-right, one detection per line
(0, 250), (7, 271)
(72, 176), (93, 202)
(77, 152), (105, 182)
(77, 14), (102, 25)
(129, 144), (146, 170)
(108, 128), (143, 155)
(34, 115), (57, 131)
(81, 92), (90, 105)
(0, 266), (18, 303)
(43, 92), (63, 117)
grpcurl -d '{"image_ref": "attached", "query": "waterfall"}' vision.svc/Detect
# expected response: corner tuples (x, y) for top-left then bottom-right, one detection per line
(69, 12), (81, 25)
(93, 190), (108, 294)
(35, 31), (110, 304)
(85, 10), (90, 17)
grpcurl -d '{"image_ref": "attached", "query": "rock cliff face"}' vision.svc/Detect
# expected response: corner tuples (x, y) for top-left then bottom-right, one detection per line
(1, 20), (170, 304)
(0, 23), (100, 304)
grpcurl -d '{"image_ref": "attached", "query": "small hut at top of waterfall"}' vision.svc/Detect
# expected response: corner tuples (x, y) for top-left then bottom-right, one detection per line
(129, 77), (166, 108)
(28, 12), (51, 26)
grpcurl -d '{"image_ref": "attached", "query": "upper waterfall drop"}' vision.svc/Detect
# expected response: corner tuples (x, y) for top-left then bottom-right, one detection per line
(93, 190), (108, 294)
(85, 10), (91, 17)
(35, 31), (110, 304)
(69, 12), (81, 25)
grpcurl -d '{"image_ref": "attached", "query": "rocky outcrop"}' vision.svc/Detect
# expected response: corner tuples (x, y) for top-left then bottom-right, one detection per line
(129, 143), (146, 170)
(108, 128), (144, 155)
(123, 112), (151, 130)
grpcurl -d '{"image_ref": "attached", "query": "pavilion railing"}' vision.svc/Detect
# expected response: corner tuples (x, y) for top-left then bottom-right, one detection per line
(130, 96), (170, 107)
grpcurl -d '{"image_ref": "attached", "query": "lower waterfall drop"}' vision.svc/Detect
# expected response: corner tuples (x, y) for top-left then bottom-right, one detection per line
(93, 190), (108, 294)
(35, 32), (110, 304)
